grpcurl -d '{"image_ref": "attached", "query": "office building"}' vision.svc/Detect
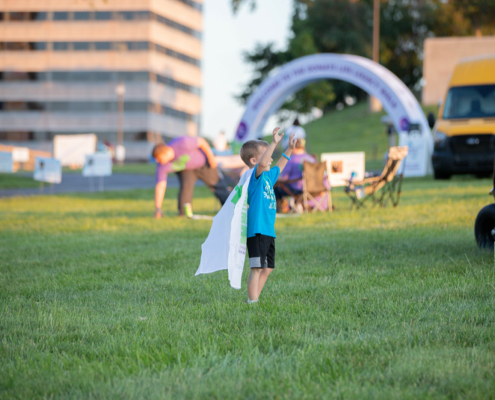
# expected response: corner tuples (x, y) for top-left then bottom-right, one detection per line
(0, 0), (202, 157)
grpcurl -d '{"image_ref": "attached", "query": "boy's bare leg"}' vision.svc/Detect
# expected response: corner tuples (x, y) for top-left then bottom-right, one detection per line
(247, 268), (262, 301)
(257, 268), (273, 297)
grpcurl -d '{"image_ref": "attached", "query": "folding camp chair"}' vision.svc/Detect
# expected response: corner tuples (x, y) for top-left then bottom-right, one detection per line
(302, 161), (332, 212)
(345, 146), (408, 210)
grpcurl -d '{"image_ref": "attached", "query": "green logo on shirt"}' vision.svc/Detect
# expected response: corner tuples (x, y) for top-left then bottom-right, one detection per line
(171, 155), (191, 172)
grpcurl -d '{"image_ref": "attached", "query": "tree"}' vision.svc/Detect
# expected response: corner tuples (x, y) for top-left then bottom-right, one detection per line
(234, 0), (495, 116)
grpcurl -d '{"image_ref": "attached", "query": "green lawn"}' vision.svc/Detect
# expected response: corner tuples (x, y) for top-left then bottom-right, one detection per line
(0, 173), (39, 189)
(1, 176), (494, 399)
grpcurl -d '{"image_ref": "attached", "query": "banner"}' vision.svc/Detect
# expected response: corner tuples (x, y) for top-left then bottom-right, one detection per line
(196, 169), (253, 289)
(54, 134), (97, 167)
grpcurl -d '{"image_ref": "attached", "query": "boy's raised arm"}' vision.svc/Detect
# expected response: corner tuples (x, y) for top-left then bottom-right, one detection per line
(256, 127), (282, 178)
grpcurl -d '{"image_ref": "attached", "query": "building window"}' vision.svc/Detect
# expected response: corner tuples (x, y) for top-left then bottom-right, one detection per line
(74, 12), (92, 21)
(177, 0), (203, 12)
(53, 42), (69, 51)
(115, 11), (134, 20)
(9, 12), (30, 21)
(73, 42), (91, 51)
(95, 11), (112, 20)
(53, 12), (69, 21)
(0, 70), (201, 95)
(135, 11), (150, 20)
(95, 42), (112, 51)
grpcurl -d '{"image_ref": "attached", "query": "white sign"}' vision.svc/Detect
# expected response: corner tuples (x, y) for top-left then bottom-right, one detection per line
(321, 152), (365, 187)
(12, 147), (29, 163)
(398, 132), (428, 176)
(53, 134), (97, 167)
(235, 53), (433, 177)
(115, 145), (126, 162)
(34, 157), (62, 184)
(0, 151), (13, 173)
(83, 153), (112, 177)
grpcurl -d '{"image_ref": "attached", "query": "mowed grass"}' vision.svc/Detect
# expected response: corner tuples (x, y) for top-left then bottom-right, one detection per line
(0, 173), (39, 189)
(1, 177), (495, 399)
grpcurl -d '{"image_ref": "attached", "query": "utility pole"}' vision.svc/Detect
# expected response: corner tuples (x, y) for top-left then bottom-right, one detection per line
(369, 0), (382, 112)
(373, 0), (380, 64)
(116, 82), (125, 166)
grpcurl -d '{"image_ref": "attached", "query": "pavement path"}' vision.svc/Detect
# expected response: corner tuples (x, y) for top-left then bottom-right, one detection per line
(0, 173), (195, 198)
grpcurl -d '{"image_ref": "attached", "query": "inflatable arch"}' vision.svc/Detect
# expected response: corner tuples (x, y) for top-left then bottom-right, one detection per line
(235, 54), (433, 177)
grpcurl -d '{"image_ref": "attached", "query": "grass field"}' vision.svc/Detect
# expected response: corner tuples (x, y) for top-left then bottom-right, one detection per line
(1, 175), (494, 399)
(0, 173), (40, 189)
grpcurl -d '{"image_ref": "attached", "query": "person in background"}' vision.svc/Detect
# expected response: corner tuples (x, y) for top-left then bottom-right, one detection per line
(282, 117), (306, 150)
(213, 131), (228, 152)
(152, 137), (230, 218)
(275, 138), (316, 212)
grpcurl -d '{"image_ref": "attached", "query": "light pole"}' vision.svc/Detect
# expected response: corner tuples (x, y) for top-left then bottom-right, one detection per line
(373, 0), (380, 64)
(369, 0), (382, 112)
(116, 82), (126, 165)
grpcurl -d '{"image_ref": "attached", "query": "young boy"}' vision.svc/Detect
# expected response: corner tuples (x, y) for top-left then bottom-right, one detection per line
(239, 127), (296, 304)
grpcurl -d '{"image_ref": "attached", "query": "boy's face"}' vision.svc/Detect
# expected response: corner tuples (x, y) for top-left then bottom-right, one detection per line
(250, 146), (271, 171)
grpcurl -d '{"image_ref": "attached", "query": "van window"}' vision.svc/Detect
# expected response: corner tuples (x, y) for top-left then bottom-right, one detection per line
(443, 85), (495, 119)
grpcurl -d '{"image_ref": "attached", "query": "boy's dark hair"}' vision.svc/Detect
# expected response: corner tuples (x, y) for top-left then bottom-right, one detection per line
(240, 140), (268, 168)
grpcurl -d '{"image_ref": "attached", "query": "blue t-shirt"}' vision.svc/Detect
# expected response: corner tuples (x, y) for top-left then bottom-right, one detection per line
(247, 165), (280, 238)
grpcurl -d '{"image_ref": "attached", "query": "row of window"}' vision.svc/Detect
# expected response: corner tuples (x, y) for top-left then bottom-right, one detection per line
(0, 71), (200, 95)
(0, 101), (199, 123)
(0, 41), (201, 67)
(0, 10), (201, 39)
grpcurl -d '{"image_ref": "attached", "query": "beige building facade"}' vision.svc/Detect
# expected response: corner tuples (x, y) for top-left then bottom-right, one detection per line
(0, 0), (202, 148)
(422, 36), (495, 105)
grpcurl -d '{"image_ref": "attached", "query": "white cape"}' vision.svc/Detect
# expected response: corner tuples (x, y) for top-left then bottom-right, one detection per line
(195, 168), (253, 289)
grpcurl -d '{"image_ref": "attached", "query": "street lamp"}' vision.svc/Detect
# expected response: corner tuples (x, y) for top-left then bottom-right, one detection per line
(369, 0), (382, 112)
(116, 82), (126, 165)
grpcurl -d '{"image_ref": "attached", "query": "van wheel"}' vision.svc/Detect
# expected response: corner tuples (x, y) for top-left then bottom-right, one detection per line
(474, 204), (495, 250)
(434, 170), (451, 180)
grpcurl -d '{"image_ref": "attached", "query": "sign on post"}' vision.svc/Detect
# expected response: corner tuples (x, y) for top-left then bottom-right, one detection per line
(321, 152), (365, 187)
(0, 151), (13, 173)
(83, 153), (112, 177)
(53, 134), (97, 167)
(34, 157), (62, 184)
(12, 147), (30, 163)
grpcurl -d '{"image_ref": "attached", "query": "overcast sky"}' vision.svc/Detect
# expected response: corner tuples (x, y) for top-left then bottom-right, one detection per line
(201, 0), (293, 141)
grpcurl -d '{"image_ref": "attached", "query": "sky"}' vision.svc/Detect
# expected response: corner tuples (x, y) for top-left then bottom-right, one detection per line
(201, 0), (293, 141)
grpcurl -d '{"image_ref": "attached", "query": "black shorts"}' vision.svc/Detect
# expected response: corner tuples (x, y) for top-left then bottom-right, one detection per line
(247, 234), (275, 269)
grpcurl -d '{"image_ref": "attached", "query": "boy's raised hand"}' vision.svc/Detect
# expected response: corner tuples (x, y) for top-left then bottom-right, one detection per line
(272, 127), (283, 144)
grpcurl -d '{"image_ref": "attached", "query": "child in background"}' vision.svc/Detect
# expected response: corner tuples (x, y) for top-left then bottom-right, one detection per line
(239, 127), (296, 304)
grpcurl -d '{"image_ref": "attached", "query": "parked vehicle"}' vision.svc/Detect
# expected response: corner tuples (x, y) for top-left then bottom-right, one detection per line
(475, 160), (495, 250)
(431, 56), (495, 180)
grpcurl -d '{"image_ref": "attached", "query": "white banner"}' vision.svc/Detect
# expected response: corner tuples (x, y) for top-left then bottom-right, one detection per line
(83, 153), (112, 177)
(34, 157), (62, 184)
(0, 151), (13, 173)
(12, 147), (30, 163)
(54, 133), (97, 167)
(321, 152), (365, 187)
(196, 169), (253, 289)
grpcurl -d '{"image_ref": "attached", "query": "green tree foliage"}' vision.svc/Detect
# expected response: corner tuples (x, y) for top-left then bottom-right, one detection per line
(234, 0), (495, 116)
